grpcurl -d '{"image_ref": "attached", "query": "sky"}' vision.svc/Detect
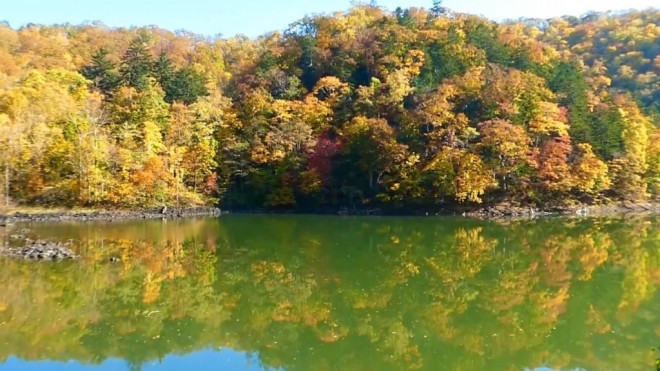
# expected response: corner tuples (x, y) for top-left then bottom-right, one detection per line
(1, 0), (658, 38)
(0, 348), (276, 371)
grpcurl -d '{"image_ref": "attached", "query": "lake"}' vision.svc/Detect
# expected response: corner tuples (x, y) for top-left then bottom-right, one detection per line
(0, 215), (659, 370)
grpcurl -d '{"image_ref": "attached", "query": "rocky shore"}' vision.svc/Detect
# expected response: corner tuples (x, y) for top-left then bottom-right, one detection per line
(1, 202), (659, 224)
(466, 201), (660, 219)
(0, 239), (78, 261)
(232, 201), (660, 219)
(0, 207), (222, 225)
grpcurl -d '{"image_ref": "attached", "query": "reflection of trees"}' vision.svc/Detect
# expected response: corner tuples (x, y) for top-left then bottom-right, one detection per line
(0, 216), (660, 370)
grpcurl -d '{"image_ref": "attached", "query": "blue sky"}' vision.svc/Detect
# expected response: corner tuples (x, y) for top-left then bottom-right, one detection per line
(2, 0), (658, 38)
(0, 348), (277, 371)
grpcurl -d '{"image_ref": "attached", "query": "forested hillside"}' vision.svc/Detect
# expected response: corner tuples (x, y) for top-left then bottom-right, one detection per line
(0, 5), (659, 210)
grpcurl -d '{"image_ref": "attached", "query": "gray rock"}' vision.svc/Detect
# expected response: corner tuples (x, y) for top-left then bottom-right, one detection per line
(0, 240), (79, 261)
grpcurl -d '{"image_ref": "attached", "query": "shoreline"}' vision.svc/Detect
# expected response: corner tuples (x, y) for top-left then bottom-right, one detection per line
(0, 207), (223, 225)
(1, 201), (659, 224)
(230, 201), (660, 219)
(465, 201), (660, 219)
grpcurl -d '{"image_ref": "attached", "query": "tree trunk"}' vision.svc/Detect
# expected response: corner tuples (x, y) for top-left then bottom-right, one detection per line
(79, 138), (84, 200)
(175, 168), (180, 206)
(4, 165), (9, 207)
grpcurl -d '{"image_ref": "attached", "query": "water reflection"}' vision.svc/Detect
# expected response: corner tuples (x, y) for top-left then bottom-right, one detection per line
(0, 215), (659, 370)
(0, 349), (279, 371)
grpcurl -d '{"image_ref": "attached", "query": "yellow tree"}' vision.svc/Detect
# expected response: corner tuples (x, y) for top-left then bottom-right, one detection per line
(0, 114), (24, 206)
(646, 129), (660, 198)
(415, 83), (470, 151)
(183, 94), (226, 197)
(59, 92), (114, 204)
(311, 76), (351, 108)
(0, 69), (89, 203)
(423, 147), (496, 203)
(610, 95), (650, 200)
(528, 101), (570, 142)
(572, 143), (611, 197)
(108, 78), (172, 206)
(477, 119), (532, 191)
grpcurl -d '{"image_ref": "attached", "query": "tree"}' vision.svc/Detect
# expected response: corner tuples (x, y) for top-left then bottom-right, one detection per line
(120, 37), (154, 91)
(0, 69), (90, 204)
(2, 7), (660, 210)
(0, 114), (24, 206)
(152, 51), (175, 94)
(165, 65), (209, 104)
(342, 116), (408, 192)
(81, 48), (120, 96)
(610, 95), (650, 200)
(572, 143), (610, 197)
(109, 79), (169, 153)
(430, 0), (447, 17)
(646, 129), (660, 199)
(477, 119), (532, 191)
(423, 147), (496, 203)
(548, 61), (593, 144)
(106, 79), (173, 206)
(533, 136), (573, 196)
(312, 76), (351, 107)
(414, 81), (472, 151)
(67, 93), (111, 203)
(528, 102), (569, 139)
(592, 102), (624, 160)
(182, 98), (221, 194)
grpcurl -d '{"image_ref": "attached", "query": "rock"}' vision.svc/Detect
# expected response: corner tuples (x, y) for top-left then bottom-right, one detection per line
(0, 239), (78, 261)
(638, 203), (653, 211)
(366, 208), (382, 216)
(1, 207), (222, 224)
(621, 201), (638, 210)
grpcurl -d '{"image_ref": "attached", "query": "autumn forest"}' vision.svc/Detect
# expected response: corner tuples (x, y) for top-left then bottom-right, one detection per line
(1, 5), (660, 210)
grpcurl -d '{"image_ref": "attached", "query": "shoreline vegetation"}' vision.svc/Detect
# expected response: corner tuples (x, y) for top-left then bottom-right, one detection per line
(1, 5), (660, 214)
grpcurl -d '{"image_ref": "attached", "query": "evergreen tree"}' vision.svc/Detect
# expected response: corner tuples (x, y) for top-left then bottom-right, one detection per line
(119, 38), (153, 91)
(430, 0), (446, 16)
(80, 48), (120, 96)
(152, 51), (175, 93)
(592, 102), (625, 160)
(548, 61), (593, 145)
(166, 66), (209, 105)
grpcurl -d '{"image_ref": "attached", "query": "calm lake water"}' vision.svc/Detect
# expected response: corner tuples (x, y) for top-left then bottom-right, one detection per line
(0, 215), (659, 371)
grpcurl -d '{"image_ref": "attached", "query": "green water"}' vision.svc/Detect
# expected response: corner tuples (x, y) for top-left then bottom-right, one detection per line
(0, 215), (659, 371)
